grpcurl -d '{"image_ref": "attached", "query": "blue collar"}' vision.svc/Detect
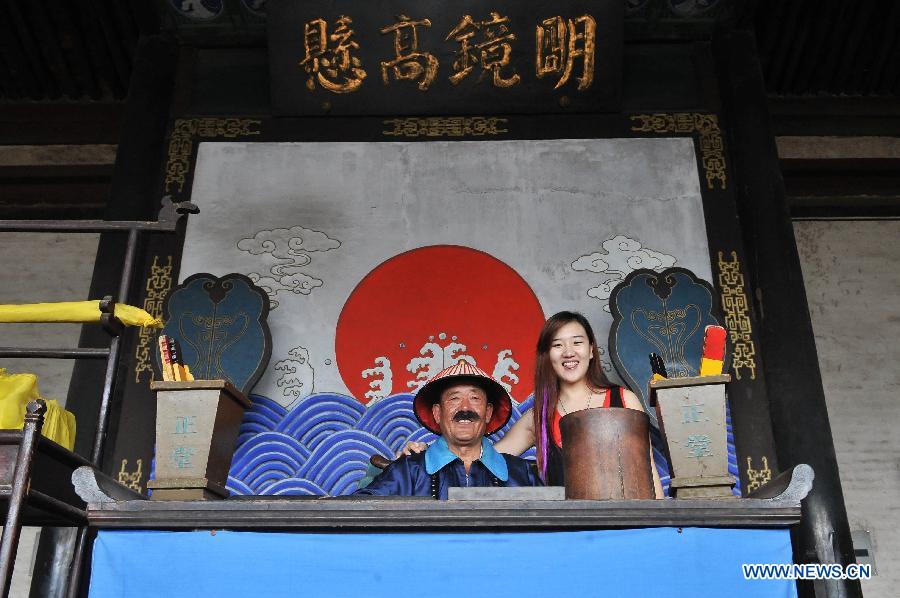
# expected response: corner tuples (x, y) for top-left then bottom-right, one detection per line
(424, 437), (509, 481)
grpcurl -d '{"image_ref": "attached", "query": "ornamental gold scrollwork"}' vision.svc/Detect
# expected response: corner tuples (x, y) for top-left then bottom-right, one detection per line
(382, 116), (508, 137)
(746, 456), (772, 493)
(629, 112), (727, 190)
(118, 458), (144, 493)
(134, 255), (173, 383)
(717, 250), (757, 380)
(164, 118), (262, 195)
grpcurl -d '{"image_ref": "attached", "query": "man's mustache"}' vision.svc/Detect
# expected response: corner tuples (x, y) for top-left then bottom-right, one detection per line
(452, 410), (481, 422)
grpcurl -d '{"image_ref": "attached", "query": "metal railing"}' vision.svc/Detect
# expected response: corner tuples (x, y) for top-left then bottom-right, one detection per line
(0, 196), (195, 598)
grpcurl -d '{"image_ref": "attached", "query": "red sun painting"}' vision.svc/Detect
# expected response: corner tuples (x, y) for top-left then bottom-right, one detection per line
(336, 245), (546, 405)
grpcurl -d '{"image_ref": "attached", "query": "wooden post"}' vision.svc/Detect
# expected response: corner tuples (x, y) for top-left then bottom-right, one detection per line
(0, 400), (46, 598)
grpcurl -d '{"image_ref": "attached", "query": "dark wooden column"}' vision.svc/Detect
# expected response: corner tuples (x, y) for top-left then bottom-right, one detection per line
(29, 33), (178, 598)
(62, 31), (178, 465)
(713, 27), (861, 598)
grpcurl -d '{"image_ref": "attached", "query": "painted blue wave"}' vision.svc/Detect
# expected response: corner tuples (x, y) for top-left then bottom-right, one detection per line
(230, 431), (311, 493)
(274, 393), (365, 451)
(299, 429), (393, 495)
(650, 427), (672, 495)
(225, 477), (253, 496)
(266, 478), (328, 496)
(726, 400), (741, 496)
(356, 393), (419, 448)
(237, 394), (287, 448)
(228, 392), (535, 497)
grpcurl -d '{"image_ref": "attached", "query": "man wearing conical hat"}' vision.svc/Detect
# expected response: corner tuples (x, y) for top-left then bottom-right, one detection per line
(355, 361), (542, 499)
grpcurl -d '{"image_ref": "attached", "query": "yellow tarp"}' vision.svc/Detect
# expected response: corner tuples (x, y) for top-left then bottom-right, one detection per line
(0, 301), (162, 328)
(0, 369), (76, 450)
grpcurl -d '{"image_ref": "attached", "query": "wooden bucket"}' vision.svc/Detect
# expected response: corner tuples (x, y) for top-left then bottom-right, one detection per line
(560, 407), (654, 500)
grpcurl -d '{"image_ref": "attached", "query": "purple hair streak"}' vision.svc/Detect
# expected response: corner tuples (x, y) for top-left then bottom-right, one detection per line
(539, 388), (550, 480)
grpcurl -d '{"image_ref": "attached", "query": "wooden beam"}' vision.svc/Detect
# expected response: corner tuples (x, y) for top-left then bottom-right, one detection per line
(23, 0), (79, 98)
(768, 96), (900, 137)
(0, 0), (44, 99)
(47, 0), (102, 100)
(0, 103), (124, 144)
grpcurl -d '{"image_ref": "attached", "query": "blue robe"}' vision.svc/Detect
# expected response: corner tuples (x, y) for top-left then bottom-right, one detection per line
(355, 437), (542, 499)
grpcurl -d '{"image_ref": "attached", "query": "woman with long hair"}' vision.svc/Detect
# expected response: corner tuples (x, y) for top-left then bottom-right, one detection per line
(404, 311), (664, 498)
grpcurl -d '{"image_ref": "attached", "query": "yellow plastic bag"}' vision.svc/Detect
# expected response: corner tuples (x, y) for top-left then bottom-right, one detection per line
(0, 369), (76, 450)
(0, 301), (162, 328)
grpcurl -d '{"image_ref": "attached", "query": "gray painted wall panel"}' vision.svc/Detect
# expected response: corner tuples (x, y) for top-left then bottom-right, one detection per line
(181, 139), (712, 407)
(796, 220), (900, 596)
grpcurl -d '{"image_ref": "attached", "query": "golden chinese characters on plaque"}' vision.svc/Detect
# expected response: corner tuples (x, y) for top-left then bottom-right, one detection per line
(446, 13), (520, 87)
(535, 15), (596, 90)
(380, 15), (439, 90)
(301, 16), (367, 93)
(299, 12), (597, 93)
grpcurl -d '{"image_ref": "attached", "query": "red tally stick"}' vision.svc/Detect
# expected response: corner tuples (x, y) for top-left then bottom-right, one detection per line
(702, 325), (726, 361)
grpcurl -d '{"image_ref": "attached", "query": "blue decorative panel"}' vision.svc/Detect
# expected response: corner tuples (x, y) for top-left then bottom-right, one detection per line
(160, 273), (271, 395)
(609, 268), (726, 412)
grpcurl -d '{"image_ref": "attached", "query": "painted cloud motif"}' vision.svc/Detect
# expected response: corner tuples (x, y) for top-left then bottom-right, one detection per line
(237, 226), (341, 308)
(572, 235), (677, 312)
(238, 226), (341, 257)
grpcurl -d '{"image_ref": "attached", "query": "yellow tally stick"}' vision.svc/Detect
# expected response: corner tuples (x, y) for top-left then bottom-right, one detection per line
(699, 357), (724, 376)
(0, 301), (162, 328)
(157, 336), (174, 382)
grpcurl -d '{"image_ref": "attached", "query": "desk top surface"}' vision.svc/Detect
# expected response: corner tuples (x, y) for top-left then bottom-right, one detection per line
(82, 464), (813, 531)
(87, 494), (801, 530)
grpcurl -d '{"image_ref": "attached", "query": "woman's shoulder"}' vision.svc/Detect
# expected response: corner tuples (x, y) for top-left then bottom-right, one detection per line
(618, 387), (645, 411)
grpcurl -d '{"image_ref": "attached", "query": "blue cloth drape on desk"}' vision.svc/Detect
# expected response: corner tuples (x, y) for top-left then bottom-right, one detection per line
(89, 527), (796, 597)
